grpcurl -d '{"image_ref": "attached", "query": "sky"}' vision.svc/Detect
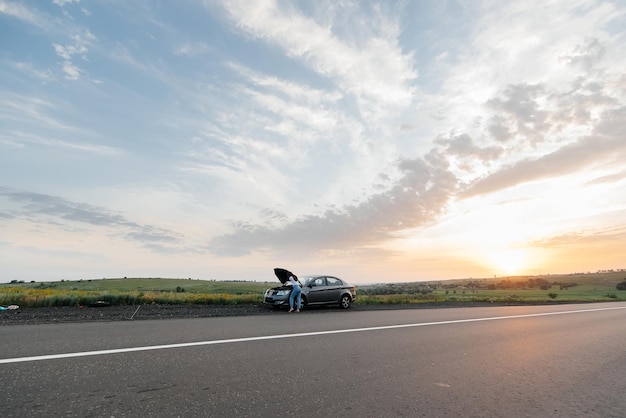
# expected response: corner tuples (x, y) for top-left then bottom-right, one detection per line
(1, 0), (625, 285)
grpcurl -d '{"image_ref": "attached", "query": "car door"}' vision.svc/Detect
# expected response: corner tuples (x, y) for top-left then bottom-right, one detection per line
(322, 276), (342, 303)
(306, 277), (327, 304)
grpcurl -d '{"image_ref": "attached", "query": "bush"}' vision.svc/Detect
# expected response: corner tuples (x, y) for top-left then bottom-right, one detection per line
(548, 292), (558, 299)
(616, 281), (626, 291)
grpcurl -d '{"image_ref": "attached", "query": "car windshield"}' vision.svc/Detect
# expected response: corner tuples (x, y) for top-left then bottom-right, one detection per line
(299, 276), (317, 286)
(278, 276), (312, 286)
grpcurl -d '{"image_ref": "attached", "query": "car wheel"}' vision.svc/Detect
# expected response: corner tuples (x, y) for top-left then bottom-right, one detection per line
(300, 296), (308, 309)
(339, 294), (351, 309)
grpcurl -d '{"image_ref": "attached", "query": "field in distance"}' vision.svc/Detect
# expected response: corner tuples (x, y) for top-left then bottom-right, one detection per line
(359, 270), (626, 304)
(0, 278), (273, 308)
(5, 277), (273, 294)
(2, 271), (626, 308)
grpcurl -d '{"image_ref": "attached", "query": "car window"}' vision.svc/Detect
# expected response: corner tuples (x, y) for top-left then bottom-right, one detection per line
(314, 277), (326, 287)
(327, 277), (342, 286)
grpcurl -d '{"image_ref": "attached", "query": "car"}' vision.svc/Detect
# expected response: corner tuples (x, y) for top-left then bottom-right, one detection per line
(263, 274), (357, 310)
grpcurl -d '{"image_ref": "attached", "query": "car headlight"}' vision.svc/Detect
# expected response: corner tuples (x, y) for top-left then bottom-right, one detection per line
(275, 290), (290, 296)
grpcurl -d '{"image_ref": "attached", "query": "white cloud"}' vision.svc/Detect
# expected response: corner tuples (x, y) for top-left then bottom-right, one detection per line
(0, 188), (185, 252)
(174, 42), (211, 56)
(208, 150), (458, 256)
(52, 30), (96, 80)
(53, 0), (80, 6)
(10, 62), (56, 82)
(3, 130), (122, 155)
(0, 0), (44, 27)
(217, 0), (417, 115)
(0, 92), (90, 134)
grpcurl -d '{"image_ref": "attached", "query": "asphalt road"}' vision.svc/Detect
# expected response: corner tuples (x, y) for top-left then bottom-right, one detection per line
(2, 302), (626, 417)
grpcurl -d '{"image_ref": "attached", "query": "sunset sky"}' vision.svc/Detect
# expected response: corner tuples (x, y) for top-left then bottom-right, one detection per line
(1, 1), (625, 284)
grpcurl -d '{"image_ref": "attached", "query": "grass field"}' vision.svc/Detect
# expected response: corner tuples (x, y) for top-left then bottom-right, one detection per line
(0, 278), (273, 307)
(1, 272), (625, 308)
(358, 271), (626, 304)
(17, 277), (273, 294)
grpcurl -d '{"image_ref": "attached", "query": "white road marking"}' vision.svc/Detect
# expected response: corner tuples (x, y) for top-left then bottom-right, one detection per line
(1, 305), (625, 365)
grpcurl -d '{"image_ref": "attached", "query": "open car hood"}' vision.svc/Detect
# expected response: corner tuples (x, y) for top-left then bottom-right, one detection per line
(273, 268), (294, 284)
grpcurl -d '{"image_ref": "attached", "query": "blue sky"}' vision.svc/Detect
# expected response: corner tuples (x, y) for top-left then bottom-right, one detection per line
(1, 0), (625, 284)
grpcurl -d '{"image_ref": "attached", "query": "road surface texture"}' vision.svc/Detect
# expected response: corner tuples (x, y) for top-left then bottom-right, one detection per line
(2, 302), (625, 417)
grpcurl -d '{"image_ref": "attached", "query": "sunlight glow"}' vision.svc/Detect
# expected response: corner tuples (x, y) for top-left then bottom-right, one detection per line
(487, 248), (528, 276)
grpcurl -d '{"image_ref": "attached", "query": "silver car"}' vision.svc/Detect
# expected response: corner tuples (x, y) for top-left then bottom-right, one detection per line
(263, 275), (357, 309)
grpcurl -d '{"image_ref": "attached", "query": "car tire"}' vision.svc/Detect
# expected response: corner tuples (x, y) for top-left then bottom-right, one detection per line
(300, 296), (308, 309)
(339, 294), (351, 309)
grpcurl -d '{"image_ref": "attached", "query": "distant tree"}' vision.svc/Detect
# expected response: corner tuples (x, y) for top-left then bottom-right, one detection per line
(616, 281), (626, 291)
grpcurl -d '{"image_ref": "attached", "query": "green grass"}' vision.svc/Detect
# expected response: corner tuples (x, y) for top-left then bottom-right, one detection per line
(357, 271), (626, 305)
(18, 277), (272, 294)
(0, 278), (272, 307)
(2, 272), (625, 308)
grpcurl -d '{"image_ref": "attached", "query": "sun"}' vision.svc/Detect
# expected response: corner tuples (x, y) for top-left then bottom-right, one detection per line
(489, 248), (528, 276)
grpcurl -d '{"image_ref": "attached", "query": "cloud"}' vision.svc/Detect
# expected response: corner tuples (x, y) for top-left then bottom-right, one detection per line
(0, 93), (122, 154)
(461, 106), (626, 198)
(205, 1), (626, 258)
(53, 30), (96, 80)
(53, 0), (80, 6)
(125, 226), (183, 245)
(585, 169), (626, 186)
(0, 188), (131, 226)
(1, 0), (97, 81)
(2, 130), (122, 155)
(216, 0), (417, 114)
(9, 62), (56, 83)
(174, 42), (211, 56)
(558, 37), (606, 72)
(532, 223), (626, 248)
(208, 152), (458, 256)
(0, 0), (45, 27)
(486, 84), (549, 143)
(450, 50), (626, 196)
(0, 211), (15, 220)
(173, 61), (371, 212)
(482, 78), (617, 153)
(0, 188), (184, 250)
(436, 132), (503, 162)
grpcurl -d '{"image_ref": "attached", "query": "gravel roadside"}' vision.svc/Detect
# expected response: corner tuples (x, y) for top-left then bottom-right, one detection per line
(0, 304), (279, 325)
(0, 302), (510, 326)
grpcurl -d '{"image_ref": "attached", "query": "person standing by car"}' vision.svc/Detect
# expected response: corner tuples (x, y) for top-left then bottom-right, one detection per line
(288, 274), (302, 313)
